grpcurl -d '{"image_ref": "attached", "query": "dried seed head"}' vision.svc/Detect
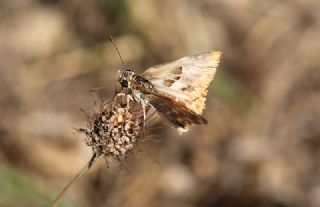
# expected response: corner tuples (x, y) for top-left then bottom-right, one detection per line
(81, 94), (149, 162)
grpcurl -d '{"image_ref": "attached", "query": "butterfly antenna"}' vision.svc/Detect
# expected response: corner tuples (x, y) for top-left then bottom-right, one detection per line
(109, 35), (126, 69)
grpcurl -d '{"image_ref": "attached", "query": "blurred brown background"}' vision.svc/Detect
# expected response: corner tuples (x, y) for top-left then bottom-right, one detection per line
(0, 0), (319, 207)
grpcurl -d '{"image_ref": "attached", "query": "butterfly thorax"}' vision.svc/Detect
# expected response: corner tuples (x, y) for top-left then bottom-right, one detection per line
(118, 70), (157, 94)
(118, 70), (157, 124)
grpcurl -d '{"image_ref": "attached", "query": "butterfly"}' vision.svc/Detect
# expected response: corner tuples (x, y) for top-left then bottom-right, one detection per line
(116, 51), (221, 134)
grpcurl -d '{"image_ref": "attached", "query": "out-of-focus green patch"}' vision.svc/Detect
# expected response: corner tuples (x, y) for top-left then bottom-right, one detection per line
(99, 0), (132, 32)
(0, 164), (73, 207)
(211, 69), (252, 112)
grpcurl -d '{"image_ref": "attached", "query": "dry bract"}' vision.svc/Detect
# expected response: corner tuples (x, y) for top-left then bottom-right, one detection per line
(80, 94), (149, 164)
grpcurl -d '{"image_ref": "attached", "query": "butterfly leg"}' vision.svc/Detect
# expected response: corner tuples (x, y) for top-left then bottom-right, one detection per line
(141, 100), (146, 123)
(126, 94), (133, 109)
(114, 92), (126, 101)
(138, 99), (148, 133)
(114, 92), (133, 109)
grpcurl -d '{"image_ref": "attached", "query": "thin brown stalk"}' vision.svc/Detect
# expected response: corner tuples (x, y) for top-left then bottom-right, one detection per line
(50, 156), (100, 207)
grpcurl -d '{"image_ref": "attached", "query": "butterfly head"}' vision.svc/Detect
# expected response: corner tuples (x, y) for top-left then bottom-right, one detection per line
(117, 69), (135, 89)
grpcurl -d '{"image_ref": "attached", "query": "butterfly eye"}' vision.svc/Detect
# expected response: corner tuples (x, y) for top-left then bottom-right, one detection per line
(121, 78), (129, 87)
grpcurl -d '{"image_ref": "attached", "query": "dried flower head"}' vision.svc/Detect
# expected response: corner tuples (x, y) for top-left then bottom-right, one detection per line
(79, 93), (150, 166)
(51, 94), (151, 207)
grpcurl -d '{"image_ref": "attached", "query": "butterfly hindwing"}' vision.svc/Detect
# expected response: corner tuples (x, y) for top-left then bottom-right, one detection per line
(145, 93), (207, 129)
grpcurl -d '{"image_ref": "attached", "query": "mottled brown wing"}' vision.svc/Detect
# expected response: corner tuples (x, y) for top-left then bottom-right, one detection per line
(144, 93), (207, 131)
(142, 52), (221, 115)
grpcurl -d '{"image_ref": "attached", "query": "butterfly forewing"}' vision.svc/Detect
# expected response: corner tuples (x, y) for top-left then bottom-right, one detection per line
(142, 51), (221, 115)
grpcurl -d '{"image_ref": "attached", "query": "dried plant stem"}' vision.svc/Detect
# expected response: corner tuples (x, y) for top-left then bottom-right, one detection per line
(50, 155), (100, 207)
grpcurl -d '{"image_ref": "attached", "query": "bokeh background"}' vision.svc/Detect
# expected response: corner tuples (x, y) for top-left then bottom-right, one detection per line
(0, 0), (320, 206)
